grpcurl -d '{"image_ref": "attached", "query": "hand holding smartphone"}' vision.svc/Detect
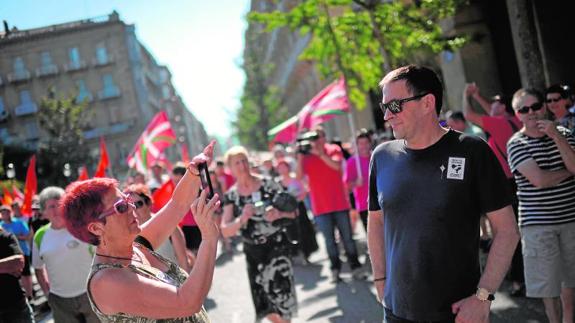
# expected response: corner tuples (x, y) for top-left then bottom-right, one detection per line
(197, 162), (214, 199)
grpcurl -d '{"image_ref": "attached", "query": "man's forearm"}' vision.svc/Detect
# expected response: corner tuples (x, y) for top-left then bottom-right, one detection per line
(319, 154), (341, 171)
(478, 209), (519, 292)
(35, 268), (50, 295)
(0, 255), (23, 273)
(367, 212), (386, 279)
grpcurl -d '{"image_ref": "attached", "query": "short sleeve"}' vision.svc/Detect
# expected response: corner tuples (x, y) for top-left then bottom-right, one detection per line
(2, 232), (22, 256)
(507, 136), (531, 172)
(368, 154), (380, 211)
(31, 238), (43, 268)
(473, 139), (513, 214)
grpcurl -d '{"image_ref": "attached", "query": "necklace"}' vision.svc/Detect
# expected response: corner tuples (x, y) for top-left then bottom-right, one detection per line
(95, 252), (144, 263)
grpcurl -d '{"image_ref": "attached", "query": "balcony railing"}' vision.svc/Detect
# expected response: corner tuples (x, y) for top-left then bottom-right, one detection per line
(97, 87), (121, 100)
(93, 55), (114, 67)
(14, 103), (38, 116)
(7, 70), (31, 83)
(36, 65), (59, 77)
(64, 61), (88, 72)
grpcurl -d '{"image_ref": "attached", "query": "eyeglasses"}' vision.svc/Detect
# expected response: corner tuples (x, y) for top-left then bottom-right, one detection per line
(98, 197), (135, 219)
(379, 93), (429, 114)
(516, 102), (543, 114)
(133, 200), (146, 210)
(546, 97), (564, 103)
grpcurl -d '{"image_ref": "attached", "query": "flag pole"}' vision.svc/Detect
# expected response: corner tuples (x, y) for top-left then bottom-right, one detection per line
(346, 111), (362, 182)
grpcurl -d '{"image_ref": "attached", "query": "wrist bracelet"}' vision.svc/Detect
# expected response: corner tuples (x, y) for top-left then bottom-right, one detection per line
(373, 277), (386, 282)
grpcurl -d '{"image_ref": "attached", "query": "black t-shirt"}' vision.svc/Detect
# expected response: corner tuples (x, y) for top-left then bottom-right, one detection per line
(0, 230), (27, 311)
(29, 216), (50, 234)
(368, 130), (512, 321)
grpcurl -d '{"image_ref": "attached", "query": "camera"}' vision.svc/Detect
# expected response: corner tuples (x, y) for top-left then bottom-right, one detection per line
(296, 131), (320, 155)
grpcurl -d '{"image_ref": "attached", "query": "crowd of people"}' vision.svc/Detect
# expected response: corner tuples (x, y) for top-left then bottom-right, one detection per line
(1, 64), (574, 323)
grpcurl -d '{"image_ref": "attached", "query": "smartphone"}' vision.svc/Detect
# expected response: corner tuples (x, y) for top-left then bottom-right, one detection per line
(197, 162), (214, 199)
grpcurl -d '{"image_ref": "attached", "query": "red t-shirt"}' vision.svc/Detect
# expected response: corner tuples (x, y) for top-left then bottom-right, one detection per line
(303, 144), (350, 215)
(481, 115), (522, 178)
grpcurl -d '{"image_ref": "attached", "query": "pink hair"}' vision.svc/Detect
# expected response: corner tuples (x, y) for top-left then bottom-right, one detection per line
(61, 178), (118, 245)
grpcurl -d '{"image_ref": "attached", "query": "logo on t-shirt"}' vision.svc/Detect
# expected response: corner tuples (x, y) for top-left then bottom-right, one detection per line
(446, 157), (465, 180)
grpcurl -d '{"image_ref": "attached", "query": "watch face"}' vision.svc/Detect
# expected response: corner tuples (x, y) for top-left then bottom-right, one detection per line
(476, 288), (490, 301)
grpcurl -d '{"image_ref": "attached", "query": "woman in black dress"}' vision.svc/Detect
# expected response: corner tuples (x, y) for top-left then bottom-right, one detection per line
(221, 146), (297, 323)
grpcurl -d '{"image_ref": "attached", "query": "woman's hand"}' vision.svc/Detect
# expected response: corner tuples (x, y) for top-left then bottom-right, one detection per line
(191, 190), (220, 241)
(187, 140), (216, 175)
(264, 207), (296, 222)
(239, 204), (256, 225)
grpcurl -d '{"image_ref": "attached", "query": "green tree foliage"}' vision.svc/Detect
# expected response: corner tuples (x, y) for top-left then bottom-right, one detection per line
(234, 28), (288, 150)
(37, 91), (93, 187)
(248, 0), (467, 109)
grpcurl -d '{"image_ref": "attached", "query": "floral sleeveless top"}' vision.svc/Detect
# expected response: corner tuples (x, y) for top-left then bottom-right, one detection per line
(86, 244), (210, 323)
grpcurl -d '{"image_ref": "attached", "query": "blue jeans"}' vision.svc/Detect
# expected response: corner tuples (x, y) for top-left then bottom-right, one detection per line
(315, 210), (361, 270)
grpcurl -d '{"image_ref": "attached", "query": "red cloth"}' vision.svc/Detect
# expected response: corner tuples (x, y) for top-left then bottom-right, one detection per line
(94, 137), (109, 178)
(151, 179), (175, 213)
(179, 210), (197, 227)
(21, 155), (37, 216)
(77, 166), (89, 181)
(303, 144), (350, 215)
(481, 116), (522, 178)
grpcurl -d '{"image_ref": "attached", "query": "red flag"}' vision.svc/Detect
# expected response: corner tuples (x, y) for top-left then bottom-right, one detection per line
(181, 144), (190, 164)
(298, 77), (349, 129)
(2, 187), (13, 206)
(268, 115), (299, 143)
(151, 179), (175, 213)
(77, 166), (89, 181)
(21, 155), (37, 216)
(94, 137), (110, 178)
(126, 111), (176, 173)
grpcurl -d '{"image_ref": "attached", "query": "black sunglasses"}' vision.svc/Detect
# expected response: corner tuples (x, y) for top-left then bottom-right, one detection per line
(516, 102), (543, 114)
(379, 93), (429, 114)
(545, 97), (564, 103)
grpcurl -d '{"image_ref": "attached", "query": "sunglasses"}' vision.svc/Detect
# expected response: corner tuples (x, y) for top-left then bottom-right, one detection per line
(133, 200), (146, 209)
(516, 102), (543, 114)
(379, 93), (429, 114)
(545, 97), (564, 103)
(98, 197), (135, 220)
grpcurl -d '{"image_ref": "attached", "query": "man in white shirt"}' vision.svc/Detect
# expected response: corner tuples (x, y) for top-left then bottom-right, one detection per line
(32, 187), (98, 323)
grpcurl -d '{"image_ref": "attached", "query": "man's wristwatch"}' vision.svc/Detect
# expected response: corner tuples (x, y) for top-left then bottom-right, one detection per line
(475, 287), (495, 302)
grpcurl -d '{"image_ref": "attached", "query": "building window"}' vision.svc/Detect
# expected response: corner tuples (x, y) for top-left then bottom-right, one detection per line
(98, 74), (120, 100)
(15, 90), (38, 116)
(75, 79), (93, 103)
(96, 43), (109, 65)
(37, 51), (58, 76)
(10, 57), (31, 81)
(66, 47), (85, 71)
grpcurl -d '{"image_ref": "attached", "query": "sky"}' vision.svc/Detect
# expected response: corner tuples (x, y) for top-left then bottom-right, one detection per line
(1, 0), (251, 139)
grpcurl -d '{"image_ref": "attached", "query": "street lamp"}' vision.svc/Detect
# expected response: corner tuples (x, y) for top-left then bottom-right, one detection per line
(63, 163), (72, 179)
(6, 163), (15, 180)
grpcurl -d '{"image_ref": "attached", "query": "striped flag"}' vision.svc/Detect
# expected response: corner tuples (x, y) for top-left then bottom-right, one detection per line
(268, 77), (349, 143)
(298, 77), (349, 129)
(127, 111), (176, 173)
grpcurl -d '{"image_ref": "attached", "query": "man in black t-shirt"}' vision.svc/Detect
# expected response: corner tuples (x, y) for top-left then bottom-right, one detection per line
(0, 227), (34, 322)
(368, 65), (520, 322)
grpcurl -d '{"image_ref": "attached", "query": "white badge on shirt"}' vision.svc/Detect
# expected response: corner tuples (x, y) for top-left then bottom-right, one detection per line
(446, 157), (465, 180)
(251, 191), (262, 203)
